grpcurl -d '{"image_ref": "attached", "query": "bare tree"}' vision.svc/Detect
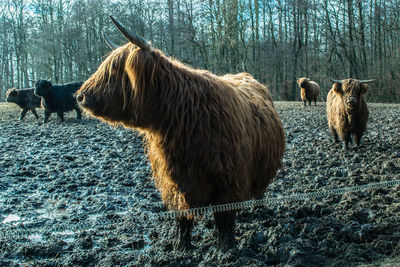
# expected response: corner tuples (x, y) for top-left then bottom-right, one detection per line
(0, 0), (399, 102)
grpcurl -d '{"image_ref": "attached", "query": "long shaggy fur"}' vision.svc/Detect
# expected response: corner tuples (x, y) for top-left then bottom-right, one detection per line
(297, 77), (320, 107)
(326, 78), (369, 149)
(5, 88), (41, 120)
(77, 43), (285, 247)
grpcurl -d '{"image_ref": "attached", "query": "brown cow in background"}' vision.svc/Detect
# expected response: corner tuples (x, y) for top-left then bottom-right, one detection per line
(76, 16), (285, 250)
(327, 78), (374, 150)
(297, 77), (320, 107)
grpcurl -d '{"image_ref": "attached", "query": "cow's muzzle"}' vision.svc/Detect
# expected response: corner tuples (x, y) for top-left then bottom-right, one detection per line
(76, 92), (85, 104)
(76, 91), (93, 109)
(346, 96), (357, 105)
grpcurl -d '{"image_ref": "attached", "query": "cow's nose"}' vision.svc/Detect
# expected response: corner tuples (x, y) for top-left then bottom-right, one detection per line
(76, 92), (85, 103)
(347, 96), (357, 104)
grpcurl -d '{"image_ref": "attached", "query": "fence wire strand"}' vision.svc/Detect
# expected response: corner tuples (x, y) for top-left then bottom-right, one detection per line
(0, 179), (399, 241)
(160, 179), (400, 219)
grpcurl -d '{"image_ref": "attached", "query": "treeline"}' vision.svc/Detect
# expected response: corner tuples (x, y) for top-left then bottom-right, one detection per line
(1, 0), (399, 102)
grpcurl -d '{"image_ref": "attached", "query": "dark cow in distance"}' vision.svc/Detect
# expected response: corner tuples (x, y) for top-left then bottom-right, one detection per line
(5, 87), (41, 120)
(76, 17), (285, 250)
(327, 78), (374, 150)
(34, 80), (83, 123)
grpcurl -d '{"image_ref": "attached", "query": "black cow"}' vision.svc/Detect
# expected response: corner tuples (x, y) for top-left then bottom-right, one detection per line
(6, 88), (41, 120)
(34, 80), (83, 123)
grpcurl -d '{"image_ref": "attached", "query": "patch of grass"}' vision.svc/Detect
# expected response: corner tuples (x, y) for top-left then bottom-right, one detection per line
(0, 102), (20, 111)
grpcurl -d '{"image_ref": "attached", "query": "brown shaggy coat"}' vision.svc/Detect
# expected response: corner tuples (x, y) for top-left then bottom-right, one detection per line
(77, 31), (285, 248)
(297, 77), (320, 107)
(326, 78), (369, 149)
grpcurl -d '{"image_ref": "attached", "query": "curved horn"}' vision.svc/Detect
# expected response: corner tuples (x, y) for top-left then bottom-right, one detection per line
(109, 16), (150, 50)
(359, 79), (375, 84)
(329, 78), (343, 84)
(101, 31), (119, 50)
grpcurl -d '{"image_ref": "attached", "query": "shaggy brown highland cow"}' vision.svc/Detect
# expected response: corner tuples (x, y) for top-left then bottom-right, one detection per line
(297, 77), (320, 107)
(327, 78), (374, 150)
(76, 16), (285, 250)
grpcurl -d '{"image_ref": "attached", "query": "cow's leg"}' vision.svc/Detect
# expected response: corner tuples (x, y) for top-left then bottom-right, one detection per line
(19, 109), (28, 120)
(314, 100), (317, 106)
(43, 110), (51, 123)
(303, 100), (306, 107)
(329, 123), (339, 143)
(353, 132), (363, 148)
(57, 112), (64, 122)
(309, 100), (312, 106)
(343, 131), (352, 150)
(214, 211), (236, 250)
(75, 107), (82, 120)
(31, 109), (39, 119)
(173, 217), (193, 250)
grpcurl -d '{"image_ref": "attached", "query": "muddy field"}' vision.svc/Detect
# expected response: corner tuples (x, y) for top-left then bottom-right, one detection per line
(0, 101), (399, 266)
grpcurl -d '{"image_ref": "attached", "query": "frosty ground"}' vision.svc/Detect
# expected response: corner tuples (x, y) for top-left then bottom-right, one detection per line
(0, 101), (399, 266)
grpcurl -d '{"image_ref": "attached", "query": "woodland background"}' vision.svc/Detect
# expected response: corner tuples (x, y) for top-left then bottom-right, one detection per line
(0, 0), (399, 102)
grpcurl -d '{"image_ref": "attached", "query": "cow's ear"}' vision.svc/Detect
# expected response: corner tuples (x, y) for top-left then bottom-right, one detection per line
(360, 83), (368, 95)
(332, 83), (343, 96)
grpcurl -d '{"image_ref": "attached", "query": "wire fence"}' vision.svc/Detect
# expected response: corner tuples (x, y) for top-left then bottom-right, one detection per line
(1, 179), (399, 241)
(159, 179), (400, 219)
